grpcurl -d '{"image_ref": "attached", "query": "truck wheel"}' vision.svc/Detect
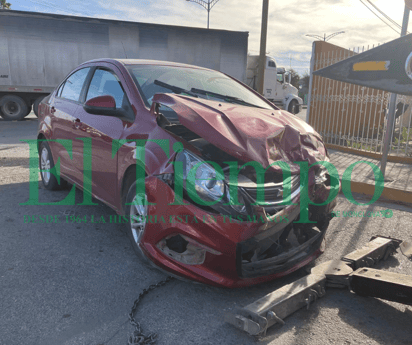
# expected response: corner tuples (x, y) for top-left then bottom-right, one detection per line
(0, 95), (28, 121)
(33, 96), (45, 117)
(288, 100), (299, 115)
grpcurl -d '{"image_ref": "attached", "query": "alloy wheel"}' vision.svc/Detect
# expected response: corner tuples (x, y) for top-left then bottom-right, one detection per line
(40, 147), (51, 184)
(130, 193), (148, 245)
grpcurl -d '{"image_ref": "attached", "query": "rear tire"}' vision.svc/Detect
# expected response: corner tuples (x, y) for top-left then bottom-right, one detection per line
(0, 95), (28, 121)
(25, 104), (32, 117)
(33, 96), (45, 117)
(39, 141), (66, 190)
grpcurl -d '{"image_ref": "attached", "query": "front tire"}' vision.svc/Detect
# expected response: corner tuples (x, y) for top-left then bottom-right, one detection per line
(125, 180), (149, 261)
(0, 95), (29, 121)
(39, 141), (64, 190)
(288, 99), (299, 115)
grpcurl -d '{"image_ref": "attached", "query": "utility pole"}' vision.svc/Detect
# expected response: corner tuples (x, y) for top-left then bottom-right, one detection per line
(380, 4), (410, 177)
(207, 0), (210, 28)
(257, 0), (269, 95)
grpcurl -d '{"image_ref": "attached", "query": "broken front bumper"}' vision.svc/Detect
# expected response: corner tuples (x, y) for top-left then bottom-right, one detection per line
(138, 176), (337, 288)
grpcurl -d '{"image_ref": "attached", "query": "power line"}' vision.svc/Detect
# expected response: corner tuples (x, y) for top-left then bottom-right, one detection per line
(30, 0), (64, 12)
(29, 0), (96, 17)
(360, 0), (400, 33)
(359, 0), (401, 34)
(366, 0), (401, 29)
(365, 0), (409, 34)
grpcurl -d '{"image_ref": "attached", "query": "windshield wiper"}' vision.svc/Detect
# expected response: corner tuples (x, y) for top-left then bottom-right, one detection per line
(154, 80), (198, 98)
(190, 88), (263, 108)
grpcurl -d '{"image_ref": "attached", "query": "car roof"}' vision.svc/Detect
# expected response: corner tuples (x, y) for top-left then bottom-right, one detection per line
(80, 58), (213, 71)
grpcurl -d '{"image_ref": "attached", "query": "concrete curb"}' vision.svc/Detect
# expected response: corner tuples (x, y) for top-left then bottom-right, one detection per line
(340, 179), (412, 205)
(326, 143), (412, 164)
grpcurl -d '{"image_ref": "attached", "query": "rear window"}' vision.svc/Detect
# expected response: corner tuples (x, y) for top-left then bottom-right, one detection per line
(60, 68), (90, 102)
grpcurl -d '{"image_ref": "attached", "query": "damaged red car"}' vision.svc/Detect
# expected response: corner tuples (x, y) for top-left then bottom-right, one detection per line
(37, 59), (339, 288)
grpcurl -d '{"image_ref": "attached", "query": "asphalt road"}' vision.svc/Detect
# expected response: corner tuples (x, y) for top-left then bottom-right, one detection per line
(296, 107), (307, 122)
(1, 113), (412, 345)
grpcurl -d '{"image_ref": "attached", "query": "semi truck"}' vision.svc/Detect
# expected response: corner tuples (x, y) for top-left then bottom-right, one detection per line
(0, 10), (248, 120)
(246, 55), (303, 114)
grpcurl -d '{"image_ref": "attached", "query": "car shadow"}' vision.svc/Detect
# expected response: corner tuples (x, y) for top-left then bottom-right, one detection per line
(0, 156), (30, 168)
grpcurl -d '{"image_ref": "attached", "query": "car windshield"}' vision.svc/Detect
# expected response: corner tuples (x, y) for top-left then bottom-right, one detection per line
(127, 65), (274, 110)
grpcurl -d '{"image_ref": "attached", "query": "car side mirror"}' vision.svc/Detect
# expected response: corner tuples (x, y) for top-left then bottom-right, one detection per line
(150, 101), (171, 128)
(83, 95), (120, 116)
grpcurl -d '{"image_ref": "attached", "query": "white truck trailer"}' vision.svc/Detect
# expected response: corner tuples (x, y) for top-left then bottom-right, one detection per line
(246, 55), (303, 114)
(0, 10), (248, 120)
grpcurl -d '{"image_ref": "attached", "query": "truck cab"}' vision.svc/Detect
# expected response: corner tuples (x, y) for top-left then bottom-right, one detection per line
(246, 55), (302, 114)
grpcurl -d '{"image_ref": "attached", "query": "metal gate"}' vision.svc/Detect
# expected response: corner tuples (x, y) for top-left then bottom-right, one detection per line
(308, 41), (412, 159)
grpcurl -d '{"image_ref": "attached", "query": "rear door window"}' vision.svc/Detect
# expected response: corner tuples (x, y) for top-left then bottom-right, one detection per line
(56, 83), (64, 97)
(60, 68), (90, 102)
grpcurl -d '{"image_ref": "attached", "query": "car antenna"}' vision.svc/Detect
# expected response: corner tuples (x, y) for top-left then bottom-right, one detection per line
(121, 41), (128, 59)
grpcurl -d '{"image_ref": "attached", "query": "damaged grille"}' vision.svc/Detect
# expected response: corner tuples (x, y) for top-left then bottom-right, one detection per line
(238, 224), (326, 279)
(241, 175), (300, 207)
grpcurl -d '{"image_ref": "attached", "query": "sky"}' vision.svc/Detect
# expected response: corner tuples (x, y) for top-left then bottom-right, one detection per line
(8, 0), (411, 75)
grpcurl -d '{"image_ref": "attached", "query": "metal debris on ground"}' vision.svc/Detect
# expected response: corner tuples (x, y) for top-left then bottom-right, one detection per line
(128, 276), (174, 345)
(400, 240), (412, 258)
(226, 235), (412, 336)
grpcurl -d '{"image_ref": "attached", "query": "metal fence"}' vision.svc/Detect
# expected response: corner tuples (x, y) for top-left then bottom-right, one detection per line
(308, 41), (412, 158)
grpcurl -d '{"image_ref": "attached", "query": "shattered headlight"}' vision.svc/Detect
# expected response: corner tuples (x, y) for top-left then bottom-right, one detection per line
(315, 166), (328, 184)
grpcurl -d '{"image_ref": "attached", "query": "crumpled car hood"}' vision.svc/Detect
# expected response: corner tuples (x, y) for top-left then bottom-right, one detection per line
(152, 93), (328, 173)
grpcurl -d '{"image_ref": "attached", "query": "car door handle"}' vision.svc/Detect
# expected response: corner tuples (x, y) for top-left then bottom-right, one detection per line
(51, 106), (56, 114)
(73, 118), (81, 129)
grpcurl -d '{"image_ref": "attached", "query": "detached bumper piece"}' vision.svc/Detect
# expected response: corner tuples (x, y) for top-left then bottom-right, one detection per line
(351, 268), (412, 306)
(226, 274), (327, 336)
(226, 235), (412, 336)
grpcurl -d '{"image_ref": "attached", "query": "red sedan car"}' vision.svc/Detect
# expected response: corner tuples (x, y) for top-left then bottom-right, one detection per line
(37, 59), (338, 288)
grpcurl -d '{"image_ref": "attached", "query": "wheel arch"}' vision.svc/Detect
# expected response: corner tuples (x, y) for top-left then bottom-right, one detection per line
(120, 164), (148, 214)
(36, 134), (57, 169)
(286, 94), (303, 107)
(37, 133), (46, 151)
